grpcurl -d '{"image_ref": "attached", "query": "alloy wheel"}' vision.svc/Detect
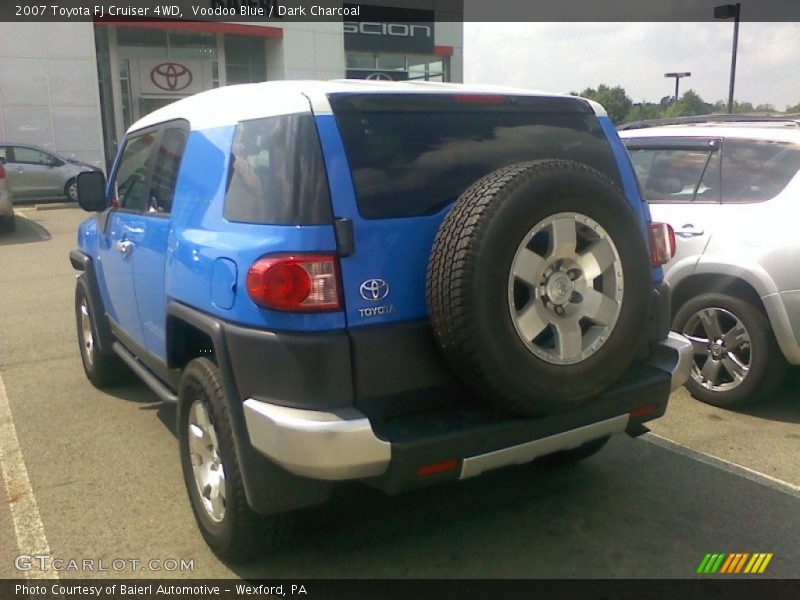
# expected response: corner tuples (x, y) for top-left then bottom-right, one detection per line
(682, 307), (751, 392)
(508, 212), (624, 365)
(188, 400), (226, 523)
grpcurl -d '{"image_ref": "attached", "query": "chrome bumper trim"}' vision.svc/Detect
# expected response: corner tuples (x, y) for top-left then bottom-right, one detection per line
(459, 414), (630, 480)
(242, 399), (391, 481)
(647, 331), (693, 392)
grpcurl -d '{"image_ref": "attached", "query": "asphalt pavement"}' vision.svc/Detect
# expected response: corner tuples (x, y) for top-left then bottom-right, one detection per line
(0, 207), (798, 579)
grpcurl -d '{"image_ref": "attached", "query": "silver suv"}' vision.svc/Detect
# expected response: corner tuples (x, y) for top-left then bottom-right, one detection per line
(620, 117), (800, 407)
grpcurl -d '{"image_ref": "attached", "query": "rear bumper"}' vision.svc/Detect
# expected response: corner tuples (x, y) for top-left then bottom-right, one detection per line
(243, 333), (692, 484)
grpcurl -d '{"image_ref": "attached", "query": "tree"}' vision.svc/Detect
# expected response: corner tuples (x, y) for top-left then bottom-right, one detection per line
(625, 102), (662, 123)
(577, 84), (633, 124)
(784, 103), (800, 114)
(662, 90), (711, 118)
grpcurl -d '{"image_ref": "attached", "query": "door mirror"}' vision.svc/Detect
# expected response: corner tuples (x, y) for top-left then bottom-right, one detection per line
(77, 171), (107, 212)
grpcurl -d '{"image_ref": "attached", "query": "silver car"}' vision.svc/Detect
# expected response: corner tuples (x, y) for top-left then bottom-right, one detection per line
(0, 144), (99, 203)
(620, 117), (800, 408)
(0, 158), (13, 232)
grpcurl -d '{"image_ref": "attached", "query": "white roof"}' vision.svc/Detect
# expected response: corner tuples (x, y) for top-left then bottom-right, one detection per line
(618, 124), (800, 144)
(129, 79), (605, 133)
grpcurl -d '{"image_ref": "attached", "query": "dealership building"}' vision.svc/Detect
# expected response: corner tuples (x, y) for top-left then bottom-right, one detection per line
(0, 2), (463, 170)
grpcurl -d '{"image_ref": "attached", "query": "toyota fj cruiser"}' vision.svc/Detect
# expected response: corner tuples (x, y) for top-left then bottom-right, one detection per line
(70, 81), (691, 561)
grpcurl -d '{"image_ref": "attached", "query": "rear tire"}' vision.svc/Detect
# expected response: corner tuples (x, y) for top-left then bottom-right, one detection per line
(178, 358), (291, 563)
(65, 179), (78, 202)
(75, 274), (125, 387)
(673, 293), (787, 407)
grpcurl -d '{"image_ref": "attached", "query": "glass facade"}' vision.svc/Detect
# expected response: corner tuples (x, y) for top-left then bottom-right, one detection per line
(345, 52), (449, 82)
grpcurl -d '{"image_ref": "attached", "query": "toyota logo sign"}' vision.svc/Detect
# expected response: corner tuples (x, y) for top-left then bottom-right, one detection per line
(359, 279), (390, 301)
(150, 62), (193, 92)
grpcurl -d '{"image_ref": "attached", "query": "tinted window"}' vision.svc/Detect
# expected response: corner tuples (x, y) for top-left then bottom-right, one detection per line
(330, 94), (616, 219)
(149, 127), (188, 214)
(721, 139), (800, 202)
(13, 147), (57, 166)
(628, 148), (719, 202)
(225, 114), (332, 225)
(112, 132), (158, 212)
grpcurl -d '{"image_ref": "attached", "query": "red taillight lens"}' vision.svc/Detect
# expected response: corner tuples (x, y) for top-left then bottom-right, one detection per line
(0, 163), (5, 179)
(246, 254), (340, 312)
(648, 222), (676, 267)
(451, 93), (507, 105)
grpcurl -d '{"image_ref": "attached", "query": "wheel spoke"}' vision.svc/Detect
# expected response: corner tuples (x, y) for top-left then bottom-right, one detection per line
(577, 238), (616, 282)
(188, 424), (210, 461)
(685, 334), (709, 356)
(722, 323), (749, 350)
(515, 301), (550, 341)
(579, 288), (619, 326)
(548, 216), (577, 260)
(701, 357), (723, 386)
(553, 318), (583, 361)
(513, 248), (545, 287)
(698, 309), (724, 339)
(209, 474), (225, 519)
(721, 355), (748, 382)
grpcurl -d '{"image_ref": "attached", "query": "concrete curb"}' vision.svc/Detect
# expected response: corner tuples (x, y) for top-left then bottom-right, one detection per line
(35, 202), (78, 211)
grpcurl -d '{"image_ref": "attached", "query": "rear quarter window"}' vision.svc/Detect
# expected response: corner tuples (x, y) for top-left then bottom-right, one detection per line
(330, 94), (619, 219)
(224, 114), (332, 225)
(721, 139), (800, 202)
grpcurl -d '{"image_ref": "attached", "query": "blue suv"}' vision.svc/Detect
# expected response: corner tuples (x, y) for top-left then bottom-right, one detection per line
(71, 81), (691, 561)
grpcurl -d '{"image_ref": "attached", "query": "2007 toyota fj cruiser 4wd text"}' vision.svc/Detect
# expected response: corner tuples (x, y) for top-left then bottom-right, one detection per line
(70, 81), (692, 562)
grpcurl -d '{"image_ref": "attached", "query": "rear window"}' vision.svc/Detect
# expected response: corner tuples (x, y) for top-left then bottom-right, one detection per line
(330, 94), (618, 219)
(225, 114), (332, 225)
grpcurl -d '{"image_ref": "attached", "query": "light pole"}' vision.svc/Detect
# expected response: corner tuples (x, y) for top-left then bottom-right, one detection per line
(664, 72), (691, 106)
(715, 3), (741, 114)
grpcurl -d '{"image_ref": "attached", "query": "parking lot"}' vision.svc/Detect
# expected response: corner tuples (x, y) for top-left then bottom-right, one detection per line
(1, 206), (799, 579)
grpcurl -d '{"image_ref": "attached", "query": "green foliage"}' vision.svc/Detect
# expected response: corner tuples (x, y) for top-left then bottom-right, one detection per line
(577, 84), (633, 124)
(575, 83), (800, 125)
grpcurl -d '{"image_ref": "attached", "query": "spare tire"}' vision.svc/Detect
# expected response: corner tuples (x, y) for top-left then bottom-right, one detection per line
(427, 160), (651, 416)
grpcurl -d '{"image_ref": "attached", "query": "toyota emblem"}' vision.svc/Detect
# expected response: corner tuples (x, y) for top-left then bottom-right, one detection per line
(359, 279), (390, 301)
(365, 72), (394, 81)
(150, 62), (193, 92)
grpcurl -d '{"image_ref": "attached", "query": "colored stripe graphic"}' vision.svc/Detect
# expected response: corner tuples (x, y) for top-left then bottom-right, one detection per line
(699, 553), (773, 574)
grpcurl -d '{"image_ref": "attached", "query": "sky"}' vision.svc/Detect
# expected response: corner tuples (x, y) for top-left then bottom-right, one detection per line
(464, 22), (800, 110)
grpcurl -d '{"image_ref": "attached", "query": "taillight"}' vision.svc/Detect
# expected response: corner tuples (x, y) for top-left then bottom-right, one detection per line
(0, 163), (5, 179)
(648, 222), (676, 267)
(246, 254), (341, 312)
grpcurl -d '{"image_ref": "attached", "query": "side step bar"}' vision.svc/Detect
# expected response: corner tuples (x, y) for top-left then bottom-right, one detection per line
(112, 342), (177, 404)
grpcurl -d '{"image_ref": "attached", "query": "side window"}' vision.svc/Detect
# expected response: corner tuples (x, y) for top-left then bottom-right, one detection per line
(110, 133), (159, 212)
(224, 114), (332, 225)
(721, 140), (800, 202)
(148, 127), (188, 214)
(0, 147), (8, 163)
(628, 148), (718, 203)
(12, 147), (57, 166)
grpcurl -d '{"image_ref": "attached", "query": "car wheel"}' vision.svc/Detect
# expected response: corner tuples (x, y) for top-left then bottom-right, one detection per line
(535, 435), (611, 467)
(427, 160), (651, 416)
(75, 274), (125, 387)
(673, 293), (787, 407)
(178, 358), (291, 563)
(65, 179), (78, 202)
(0, 216), (14, 233)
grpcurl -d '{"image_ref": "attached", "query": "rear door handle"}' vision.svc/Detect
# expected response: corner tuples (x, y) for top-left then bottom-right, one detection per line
(115, 240), (134, 257)
(675, 224), (704, 238)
